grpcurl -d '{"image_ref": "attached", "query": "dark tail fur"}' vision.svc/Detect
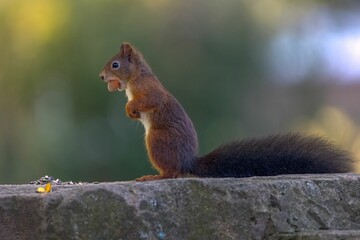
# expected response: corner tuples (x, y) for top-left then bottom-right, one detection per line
(192, 133), (354, 178)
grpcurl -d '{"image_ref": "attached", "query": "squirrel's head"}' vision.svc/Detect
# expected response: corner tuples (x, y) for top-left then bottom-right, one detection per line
(99, 42), (145, 92)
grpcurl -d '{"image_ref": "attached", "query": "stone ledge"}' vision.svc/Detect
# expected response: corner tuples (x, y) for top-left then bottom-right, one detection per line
(276, 230), (360, 240)
(0, 174), (360, 240)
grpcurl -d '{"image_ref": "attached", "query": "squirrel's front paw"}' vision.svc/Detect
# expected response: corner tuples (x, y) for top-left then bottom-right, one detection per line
(126, 103), (140, 119)
(129, 110), (140, 119)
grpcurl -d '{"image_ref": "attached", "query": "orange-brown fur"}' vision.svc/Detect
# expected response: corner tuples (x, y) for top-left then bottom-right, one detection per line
(100, 43), (198, 181)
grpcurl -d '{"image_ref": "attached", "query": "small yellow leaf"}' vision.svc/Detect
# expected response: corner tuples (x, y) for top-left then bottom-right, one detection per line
(36, 182), (52, 193)
(45, 182), (52, 193)
(36, 187), (46, 193)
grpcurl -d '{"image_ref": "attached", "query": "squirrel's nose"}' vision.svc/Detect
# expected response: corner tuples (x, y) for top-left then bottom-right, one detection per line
(99, 73), (105, 81)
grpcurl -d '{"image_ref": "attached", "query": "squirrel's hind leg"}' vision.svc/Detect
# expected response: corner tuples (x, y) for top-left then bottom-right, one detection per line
(135, 173), (179, 182)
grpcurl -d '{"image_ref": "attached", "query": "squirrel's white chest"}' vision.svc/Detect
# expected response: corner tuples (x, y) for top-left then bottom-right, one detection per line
(125, 88), (134, 101)
(125, 88), (151, 135)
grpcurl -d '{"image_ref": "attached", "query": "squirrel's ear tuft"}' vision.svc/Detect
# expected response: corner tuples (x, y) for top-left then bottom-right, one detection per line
(120, 43), (133, 58)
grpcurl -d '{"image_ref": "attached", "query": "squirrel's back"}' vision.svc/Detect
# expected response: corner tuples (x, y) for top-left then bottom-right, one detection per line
(193, 133), (354, 178)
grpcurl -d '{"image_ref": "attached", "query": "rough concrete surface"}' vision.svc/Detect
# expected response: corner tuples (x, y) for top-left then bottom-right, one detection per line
(1, 174), (360, 240)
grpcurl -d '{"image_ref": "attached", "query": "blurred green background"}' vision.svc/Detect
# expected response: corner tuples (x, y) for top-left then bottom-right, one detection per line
(1, 0), (360, 183)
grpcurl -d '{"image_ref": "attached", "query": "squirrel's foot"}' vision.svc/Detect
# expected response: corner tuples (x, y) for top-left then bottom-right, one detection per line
(135, 174), (178, 182)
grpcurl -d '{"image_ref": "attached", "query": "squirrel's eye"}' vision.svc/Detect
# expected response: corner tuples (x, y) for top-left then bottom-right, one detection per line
(111, 61), (120, 69)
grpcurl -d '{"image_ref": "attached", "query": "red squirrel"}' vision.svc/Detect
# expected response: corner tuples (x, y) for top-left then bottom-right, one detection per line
(99, 43), (354, 181)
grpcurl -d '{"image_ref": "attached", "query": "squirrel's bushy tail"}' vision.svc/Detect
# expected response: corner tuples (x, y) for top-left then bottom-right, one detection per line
(192, 133), (354, 178)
